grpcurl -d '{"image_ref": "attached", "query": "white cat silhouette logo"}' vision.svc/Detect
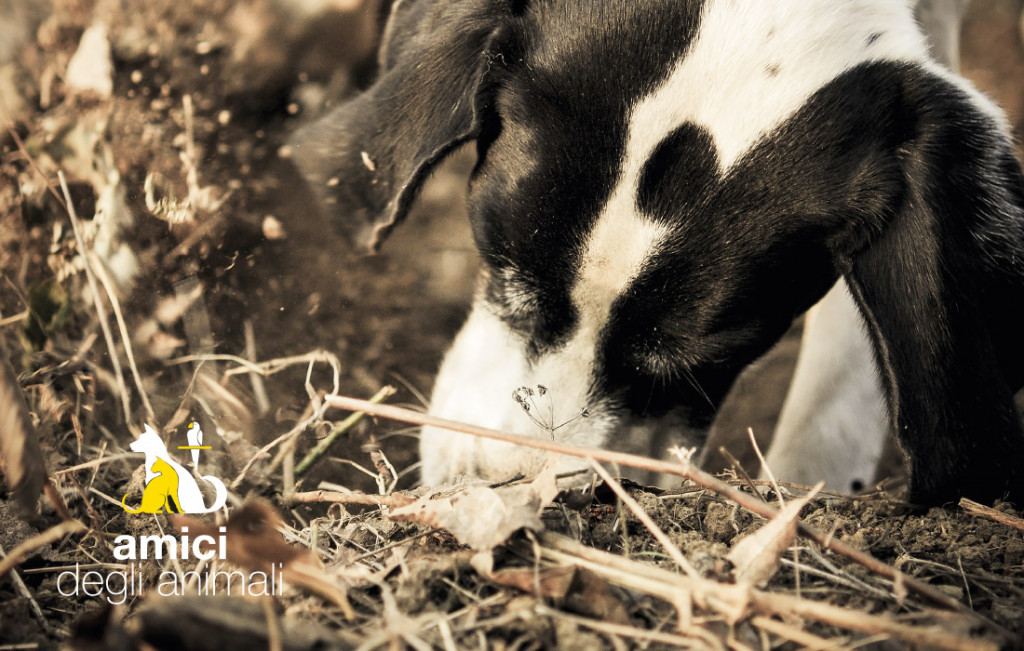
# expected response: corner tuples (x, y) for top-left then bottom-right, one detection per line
(121, 423), (227, 514)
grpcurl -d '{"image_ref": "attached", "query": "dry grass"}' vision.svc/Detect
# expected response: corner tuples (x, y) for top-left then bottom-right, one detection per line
(1, 1), (1023, 649)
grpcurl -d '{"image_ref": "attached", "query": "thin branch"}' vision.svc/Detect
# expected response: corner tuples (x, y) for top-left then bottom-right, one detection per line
(589, 460), (699, 579)
(84, 230), (156, 423)
(58, 172), (132, 426)
(960, 498), (1024, 533)
(289, 489), (416, 509)
(0, 520), (87, 579)
(747, 427), (783, 507)
(324, 394), (1010, 641)
(294, 386), (396, 478)
(537, 532), (999, 651)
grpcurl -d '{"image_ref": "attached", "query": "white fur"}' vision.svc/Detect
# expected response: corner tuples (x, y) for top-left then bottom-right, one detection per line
(764, 281), (888, 490)
(421, 0), (1009, 487)
(423, 156), (668, 482)
(420, 300), (620, 483)
(634, 0), (928, 171)
(424, 80), (675, 483)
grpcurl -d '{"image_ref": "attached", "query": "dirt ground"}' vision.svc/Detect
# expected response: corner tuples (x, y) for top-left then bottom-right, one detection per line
(1, 0), (1024, 649)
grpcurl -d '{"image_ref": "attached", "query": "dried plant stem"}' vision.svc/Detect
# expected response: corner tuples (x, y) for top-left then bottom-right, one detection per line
(716, 446), (767, 504)
(749, 591), (996, 651)
(294, 386), (396, 478)
(58, 172), (132, 426)
(538, 532), (998, 651)
(750, 615), (842, 650)
(55, 452), (139, 475)
(84, 225), (156, 424)
(228, 355), (346, 490)
(588, 459), (699, 578)
(0, 519), (87, 579)
(0, 543), (49, 633)
(535, 605), (721, 651)
(289, 489), (415, 509)
(537, 531), (747, 621)
(172, 350), (341, 386)
(243, 320), (271, 415)
(324, 395), (1007, 638)
(960, 498), (1024, 533)
(747, 427), (783, 506)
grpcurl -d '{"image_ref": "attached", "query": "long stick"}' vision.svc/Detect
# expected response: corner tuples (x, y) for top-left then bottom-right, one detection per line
(294, 386), (396, 477)
(324, 394), (1008, 639)
(538, 532), (997, 651)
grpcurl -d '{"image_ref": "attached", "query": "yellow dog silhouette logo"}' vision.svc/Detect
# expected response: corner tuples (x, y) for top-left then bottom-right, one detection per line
(122, 423), (227, 514)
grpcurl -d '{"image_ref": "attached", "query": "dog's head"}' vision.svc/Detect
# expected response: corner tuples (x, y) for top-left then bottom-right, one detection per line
(292, 0), (1024, 500)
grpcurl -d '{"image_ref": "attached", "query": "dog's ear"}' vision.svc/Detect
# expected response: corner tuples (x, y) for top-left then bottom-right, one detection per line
(290, 0), (509, 251)
(844, 76), (1024, 505)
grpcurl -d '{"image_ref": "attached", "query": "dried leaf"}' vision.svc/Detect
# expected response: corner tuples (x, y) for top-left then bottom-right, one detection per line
(0, 340), (47, 516)
(487, 565), (576, 598)
(727, 487), (820, 587)
(389, 469), (560, 551)
(485, 565), (631, 624)
(173, 499), (354, 618)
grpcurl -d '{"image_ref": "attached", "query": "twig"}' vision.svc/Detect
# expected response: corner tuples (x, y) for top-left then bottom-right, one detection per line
(324, 394), (1012, 641)
(588, 460), (699, 578)
(22, 563), (127, 574)
(293, 386), (396, 478)
(228, 357), (344, 490)
(960, 498), (1024, 533)
(243, 320), (270, 415)
(717, 446), (767, 504)
(0, 544), (49, 633)
(750, 615), (845, 650)
(748, 591), (997, 651)
(534, 604), (720, 651)
(54, 452), (139, 475)
(169, 350), (341, 386)
(289, 489), (416, 508)
(778, 556), (891, 601)
(348, 529), (435, 564)
(0, 520), (87, 579)
(747, 427), (783, 507)
(58, 172), (132, 426)
(538, 532), (999, 651)
(84, 226), (156, 424)
(0, 309), (29, 328)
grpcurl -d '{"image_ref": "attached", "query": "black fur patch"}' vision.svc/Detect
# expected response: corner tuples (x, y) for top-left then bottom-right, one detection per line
(471, 0), (705, 353)
(295, 0), (1024, 505)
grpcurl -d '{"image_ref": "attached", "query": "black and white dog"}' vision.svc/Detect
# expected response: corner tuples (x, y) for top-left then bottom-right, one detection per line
(292, 0), (1024, 506)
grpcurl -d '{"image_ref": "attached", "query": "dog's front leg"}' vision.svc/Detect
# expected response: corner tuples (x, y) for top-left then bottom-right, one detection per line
(765, 280), (887, 492)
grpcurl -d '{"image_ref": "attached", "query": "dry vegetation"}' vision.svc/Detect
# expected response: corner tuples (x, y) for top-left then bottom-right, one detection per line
(1, 1), (1023, 649)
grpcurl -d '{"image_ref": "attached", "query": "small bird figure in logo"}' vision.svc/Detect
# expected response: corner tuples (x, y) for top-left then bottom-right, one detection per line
(186, 421), (203, 469)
